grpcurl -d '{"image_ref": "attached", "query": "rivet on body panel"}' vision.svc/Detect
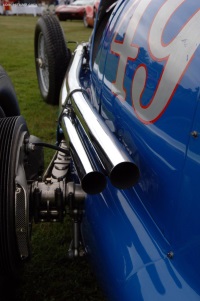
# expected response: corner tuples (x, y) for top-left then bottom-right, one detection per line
(167, 251), (174, 259)
(191, 131), (198, 138)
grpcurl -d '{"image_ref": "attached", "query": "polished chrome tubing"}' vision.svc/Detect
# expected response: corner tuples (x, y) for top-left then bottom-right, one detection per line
(62, 108), (106, 194)
(60, 44), (139, 189)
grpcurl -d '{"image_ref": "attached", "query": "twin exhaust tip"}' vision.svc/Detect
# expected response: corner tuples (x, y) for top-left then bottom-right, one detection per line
(74, 161), (139, 195)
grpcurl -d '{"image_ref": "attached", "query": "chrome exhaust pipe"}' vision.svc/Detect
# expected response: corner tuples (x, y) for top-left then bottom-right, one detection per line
(60, 44), (139, 190)
(62, 107), (106, 194)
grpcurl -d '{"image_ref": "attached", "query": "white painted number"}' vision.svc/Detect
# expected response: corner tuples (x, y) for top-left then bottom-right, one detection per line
(110, 0), (200, 123)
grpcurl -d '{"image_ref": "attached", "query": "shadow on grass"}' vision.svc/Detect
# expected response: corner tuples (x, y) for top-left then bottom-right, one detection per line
(15, 219), (106, 301)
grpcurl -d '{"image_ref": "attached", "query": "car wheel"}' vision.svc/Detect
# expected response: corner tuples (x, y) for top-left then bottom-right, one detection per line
(0, 65), (20, 117)
(83, 12), (89, 27)
(34, 14), (71, 105)
(0, 116), (31, 291)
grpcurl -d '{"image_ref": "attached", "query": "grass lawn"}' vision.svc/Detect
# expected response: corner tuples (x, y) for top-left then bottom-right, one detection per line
(0, 15), (106, 301)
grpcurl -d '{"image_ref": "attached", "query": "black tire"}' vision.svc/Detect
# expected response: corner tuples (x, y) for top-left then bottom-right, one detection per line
(0, 65), (20, 117)
(34, 14), (71, 105)
(0, 116), (30, 295)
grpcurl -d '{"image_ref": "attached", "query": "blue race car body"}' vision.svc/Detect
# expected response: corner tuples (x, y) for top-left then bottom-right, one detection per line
(65, 0), (200, 299)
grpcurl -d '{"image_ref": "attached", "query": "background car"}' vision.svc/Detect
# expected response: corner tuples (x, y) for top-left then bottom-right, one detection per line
(55, 0), (94, 21)
(83, 0), (100, 27)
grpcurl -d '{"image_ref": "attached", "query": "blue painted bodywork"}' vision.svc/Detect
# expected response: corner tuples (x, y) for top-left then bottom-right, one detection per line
(80, 0), (200, 299)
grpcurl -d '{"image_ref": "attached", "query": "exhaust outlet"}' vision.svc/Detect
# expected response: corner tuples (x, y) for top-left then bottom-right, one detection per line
(62, 108), (106, 194)
(60, 44), (139, 190)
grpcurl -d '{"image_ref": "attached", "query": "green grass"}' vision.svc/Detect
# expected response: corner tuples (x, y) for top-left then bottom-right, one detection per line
(0, 15), (106, 301)
(0, 15), (93, 163)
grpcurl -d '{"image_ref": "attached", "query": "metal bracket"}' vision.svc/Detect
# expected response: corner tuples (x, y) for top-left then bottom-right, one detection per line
(66, 182), (86, 258)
